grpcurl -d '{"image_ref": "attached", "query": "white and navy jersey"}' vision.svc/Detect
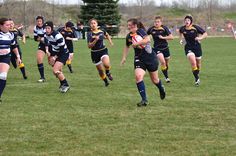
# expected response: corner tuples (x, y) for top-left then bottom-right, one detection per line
(33, 25), (45, 42)
(0, 31), (16, 56)
(44, 30), (68, 55)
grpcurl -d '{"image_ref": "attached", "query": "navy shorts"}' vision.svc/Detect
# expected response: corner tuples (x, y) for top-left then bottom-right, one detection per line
(185, 45), (202, 58)
(134, 52), (158, 72)
(0, 54), (11, 65)
(153, 47), (170, 58)
(56, 52), (69, 65)
(91, 48), (109, 65)
(67, 44), (74, 54)
(38, 42), (46, 52)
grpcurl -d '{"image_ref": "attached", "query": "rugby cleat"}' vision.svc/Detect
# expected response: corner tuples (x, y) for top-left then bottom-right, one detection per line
(195, 79), (200, 86)
(105, 81), (109, 87)
(60, 85), (70, 93)
(37, 78), (45, 83)
(137, 100), (149, 107)
(159, 85), (166, 100)
(106, 73), (113, 81)
(165, 78), (171, 83)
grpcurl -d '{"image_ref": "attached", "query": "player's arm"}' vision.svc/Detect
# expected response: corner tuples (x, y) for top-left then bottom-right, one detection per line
(159, 34), (174, 40)
(87, 32), (99, 49)
(120, 46), (130, 66)
(195, 32), (207, 41)
(104, 32), (114, 46)
(132, 35), (150, 48)
(65, 37), (78, 41)
(11, 39), (21, 65)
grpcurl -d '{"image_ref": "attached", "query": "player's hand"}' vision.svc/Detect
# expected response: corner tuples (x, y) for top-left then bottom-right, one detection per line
(158, 35), (164, 39)
(180, 39), (184, 45)
(46, 51), (51, 57)
(120, 58), (126, 66)
(48, 56), (56, 66)
(132, 42), (139, 48)
(16, 57), (22, 66)
(195, 37), (202, 42)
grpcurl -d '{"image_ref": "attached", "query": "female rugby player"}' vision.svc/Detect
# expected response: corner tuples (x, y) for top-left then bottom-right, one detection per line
(179, 15), (207, 86)
(120, 18), (166, 107)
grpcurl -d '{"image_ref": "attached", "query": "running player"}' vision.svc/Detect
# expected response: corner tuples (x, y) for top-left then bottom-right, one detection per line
(59, 21), (78, 73)
(87, 18), (113, 87)
(33, 16), (46, 82)
(179, 15), (207, 86)
(0, 18), (21, 102)
(9, 19), (27, 79)
(120, 18), (166, 107)
(44, 21), (70, 93)
(147, 16), (173, 83)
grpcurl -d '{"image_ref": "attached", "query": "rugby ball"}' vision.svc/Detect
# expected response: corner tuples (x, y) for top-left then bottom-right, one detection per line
(132, 35), (145, 49)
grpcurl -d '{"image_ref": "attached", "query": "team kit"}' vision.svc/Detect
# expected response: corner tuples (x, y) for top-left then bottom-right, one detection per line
(0, 15), (207, 106)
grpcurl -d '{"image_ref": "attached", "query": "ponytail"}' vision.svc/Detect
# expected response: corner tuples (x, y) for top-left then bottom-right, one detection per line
(127, 18), (146, 30)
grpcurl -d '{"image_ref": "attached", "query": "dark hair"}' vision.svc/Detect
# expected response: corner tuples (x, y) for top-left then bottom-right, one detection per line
(155, 16), (163, 21)
(89, 18), (98, 25)
(127, 18), (145, 30)
(44, 21), (54, 30)
(65, 21), (74, 28)
(184, 15), (193, 24)
(36, 15), (44, 22)
(0, 18), (9, 25)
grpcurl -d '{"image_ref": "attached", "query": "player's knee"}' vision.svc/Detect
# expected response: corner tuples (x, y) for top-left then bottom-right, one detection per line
(135, 74), (143, 82)
(53, 70), (62, 78)
(0, 72), (8, 80)
(98, 69), (104, 75)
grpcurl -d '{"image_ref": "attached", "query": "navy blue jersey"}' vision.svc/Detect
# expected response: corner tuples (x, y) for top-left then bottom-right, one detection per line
(147, 25), (171, 49)
(33, 25), (45, 42)
(87, 29), (108, 52)
(10, 28), (24, 46)
(0, 31), (16, 55)
(126, 28), (152, 57)
(179, 25), (206, 48)
(44, 30), (67, 56)
(59, 27), (76, 48)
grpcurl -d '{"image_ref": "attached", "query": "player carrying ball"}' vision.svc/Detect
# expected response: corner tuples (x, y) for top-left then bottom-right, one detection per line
(120, 18), (166, 107)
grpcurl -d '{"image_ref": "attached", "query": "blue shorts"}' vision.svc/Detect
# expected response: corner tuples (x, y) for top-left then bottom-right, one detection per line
(134, 52), (158, 72)
(91, 48), (109, 65)
(0, 54), (11, 65)
(56, 52), (69, 65)
(153, 47), (170, 58)
(185, 45), (202, 58)
(38, 42), (46, 52)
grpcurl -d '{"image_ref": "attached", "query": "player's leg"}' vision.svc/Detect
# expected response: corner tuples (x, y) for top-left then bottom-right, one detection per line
(187, 52), (199, 85)
(101, 49), (113, 81)
(135, 67), (148, 107)
(96, 63), (109, 86)
(0, 61), (10, 101)
(157, 52), (169, 83)
(36, 49), (46, 82)
(18, 47), (27, 79)
(66, 46), (74, 73)
(53, 61), (70, 93)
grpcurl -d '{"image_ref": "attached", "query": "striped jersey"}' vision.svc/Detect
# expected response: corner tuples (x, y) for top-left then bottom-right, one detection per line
(44, 30), (67, 55)
(33, 25), (45, 42)
(0, 31), (16, 56)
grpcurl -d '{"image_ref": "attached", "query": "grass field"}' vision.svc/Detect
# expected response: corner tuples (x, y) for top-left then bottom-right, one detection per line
(0, 37), (236, 156)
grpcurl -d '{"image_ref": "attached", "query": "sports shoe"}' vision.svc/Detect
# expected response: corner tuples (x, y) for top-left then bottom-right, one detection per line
(37, 78), (45, 83)
(137, 100), (149, 107)
(195, 79), (200, 86)
(106, 73), (113, 81)
(105, 81), (109, 87)
(165, 78), (171, 83)
(23, 75), (28, 80)
(60, 85), (70, 93)
(159, 85), (166, 100)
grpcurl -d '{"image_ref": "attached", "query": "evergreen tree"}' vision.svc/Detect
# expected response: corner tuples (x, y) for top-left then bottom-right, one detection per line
(80, 0), (121, 36)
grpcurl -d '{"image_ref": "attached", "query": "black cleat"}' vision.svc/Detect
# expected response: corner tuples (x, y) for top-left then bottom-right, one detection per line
(37, 78), (46, 83)
(159, 85), (166, 100)
(105, 81), (109, 87)
(23, 76), (28, 80)
(59, 85), (70, 93)
(106, 73), (113, 81)
(137, 100), (149, 107)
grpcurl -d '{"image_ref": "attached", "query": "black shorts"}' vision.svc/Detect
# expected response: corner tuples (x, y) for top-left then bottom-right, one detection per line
(134, 52), (158, 72)
(153, 47), (170, 58)
(0, 54), (11, 65)
(11, 46), (22, 68)
(56, 52), (69, 65)
(67, 44), (74, 54)
(185, 46), (202, 58)
(38, 42), (46, 52)
(91, 48), (109, 65)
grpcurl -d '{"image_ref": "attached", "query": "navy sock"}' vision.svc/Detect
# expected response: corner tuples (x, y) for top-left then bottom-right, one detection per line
(156, 80), (163, 90)
(162, 69), (169, 79)
(136, 81), (147, 101)
(192, 70), (199, 81)
(60, 79), (69, 86)
(20, 67), (26, 77)
(37, 63), (45, 79)
(0, 79), (6, 98)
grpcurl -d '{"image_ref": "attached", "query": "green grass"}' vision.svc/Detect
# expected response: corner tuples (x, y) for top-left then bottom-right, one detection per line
(0, 37), (236, 156)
